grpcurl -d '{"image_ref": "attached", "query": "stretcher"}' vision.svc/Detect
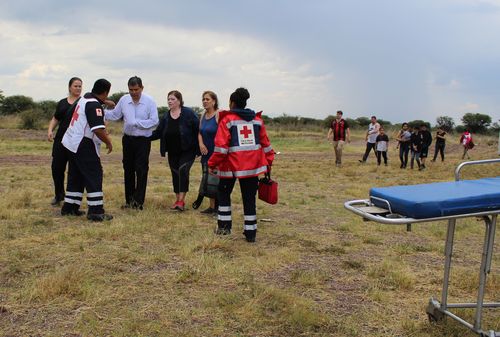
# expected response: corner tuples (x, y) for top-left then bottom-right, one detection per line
(344, 159), (500, 337)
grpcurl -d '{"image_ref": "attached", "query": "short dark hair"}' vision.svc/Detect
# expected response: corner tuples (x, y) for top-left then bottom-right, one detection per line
(128, 76), (143, 88)
(68, 77), (82, 88)
(371, 115), (377, 119)
(402, 122), (408, 127)
(230, 87), (250, 109)
(336, 110), (343, 115)
(91, 79), (111, 95)
(168, 90), (184, 106)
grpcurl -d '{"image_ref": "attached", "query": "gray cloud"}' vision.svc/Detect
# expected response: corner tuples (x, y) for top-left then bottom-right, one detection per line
(0, 0), (499, 123)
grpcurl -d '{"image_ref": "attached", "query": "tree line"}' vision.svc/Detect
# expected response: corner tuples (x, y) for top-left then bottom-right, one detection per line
(0, 90), (498, 134)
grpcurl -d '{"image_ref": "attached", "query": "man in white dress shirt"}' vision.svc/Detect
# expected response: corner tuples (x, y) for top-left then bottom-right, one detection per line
(105, 76), (159, 210)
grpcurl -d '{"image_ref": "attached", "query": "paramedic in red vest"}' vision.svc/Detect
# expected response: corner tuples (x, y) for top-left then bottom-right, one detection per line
(208, 88), (274, 242)
(327, 110), (350, 167)
(60, 79), (114, 222)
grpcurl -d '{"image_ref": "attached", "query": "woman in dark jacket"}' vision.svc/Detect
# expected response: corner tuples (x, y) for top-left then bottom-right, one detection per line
(151, 90), (199, 211)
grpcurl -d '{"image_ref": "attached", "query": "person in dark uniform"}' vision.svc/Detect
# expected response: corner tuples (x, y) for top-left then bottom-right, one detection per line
(410, 126), (422, 170)
(208, 88), (275, 243)
(418, 124), (432, 170)
(47, 77), (82, 206)
(151, 90), (199, 211)
(104, 76), (159, 210)
(431, 126), (447, 162)
(60, 79), (114, 221)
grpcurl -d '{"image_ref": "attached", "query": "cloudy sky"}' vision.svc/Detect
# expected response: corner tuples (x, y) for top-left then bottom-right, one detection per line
(1, 0), (500, 124)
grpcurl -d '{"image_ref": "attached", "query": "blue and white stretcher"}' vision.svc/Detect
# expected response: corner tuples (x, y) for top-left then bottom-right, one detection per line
(344, 159), (500, 337)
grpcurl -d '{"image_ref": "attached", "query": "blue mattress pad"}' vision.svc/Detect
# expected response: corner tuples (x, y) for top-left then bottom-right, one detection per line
(369, 177), (500, 219)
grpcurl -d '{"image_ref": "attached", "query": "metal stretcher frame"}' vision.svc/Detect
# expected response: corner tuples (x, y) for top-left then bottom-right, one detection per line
(344, 158), (500, 337)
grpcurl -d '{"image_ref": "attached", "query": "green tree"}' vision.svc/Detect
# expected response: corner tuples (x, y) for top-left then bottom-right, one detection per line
(377, 119), (392, 127)
(408, 120), (430, 129)
(108, 91), (127, 104)
(355, 117), (371, 127)
(436, 116), (455, 132)
(157, 106), (169, 118)
(324, 115), (335, 129)
(345, 118), (359, 129)
(0, 95), (35, 115)
(191, 106), (204, 118)
(0, 89), (4, 104)
(36, 100), (58, 118)
(461, 112), (491, 133)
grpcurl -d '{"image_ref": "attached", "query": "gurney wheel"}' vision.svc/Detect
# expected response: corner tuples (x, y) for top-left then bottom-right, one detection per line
(427, 313), (438, 323)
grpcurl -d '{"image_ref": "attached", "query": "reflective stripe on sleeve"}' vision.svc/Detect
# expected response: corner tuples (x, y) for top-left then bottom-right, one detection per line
(228, 144), (261, 153)
(263, 145), (273, 153)
(218, 165), (268, 178)
(90, 125), (105, 131)
(214, 146), (228, 154)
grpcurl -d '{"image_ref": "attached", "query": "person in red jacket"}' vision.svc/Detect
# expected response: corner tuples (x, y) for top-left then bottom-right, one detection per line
(208, 88), (274, 242)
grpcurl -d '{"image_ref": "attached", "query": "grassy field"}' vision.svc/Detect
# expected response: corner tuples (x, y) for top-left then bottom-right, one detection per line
(0, 119), (499, 336)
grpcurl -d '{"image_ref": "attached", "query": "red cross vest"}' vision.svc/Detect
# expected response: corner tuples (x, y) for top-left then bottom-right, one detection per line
(62, 96), (104, 156)
(208, 110), (274, 178)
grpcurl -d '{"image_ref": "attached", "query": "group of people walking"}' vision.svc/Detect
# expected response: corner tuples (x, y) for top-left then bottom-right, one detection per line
(327, 112), (475, 168)
(47, 77), (274, 242)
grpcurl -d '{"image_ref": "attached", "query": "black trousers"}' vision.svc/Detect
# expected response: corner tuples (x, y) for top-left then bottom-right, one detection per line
(433, 142), (445, 161)
(362, 142), (377, 161)
(51, 139), (70, 200)
(217, 176), (258, 239)
(61, 138), (105, 215)
(376, 151), (388, 164)
(399, 142), (410, 166)
(167, 151), (195, 193)
(122, 135), (151, 206)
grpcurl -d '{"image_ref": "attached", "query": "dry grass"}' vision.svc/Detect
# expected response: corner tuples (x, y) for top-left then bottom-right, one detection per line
(0, 122), (499, 336)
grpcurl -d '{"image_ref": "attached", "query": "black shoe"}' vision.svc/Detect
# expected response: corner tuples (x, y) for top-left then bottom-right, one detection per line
(61, 209), (84, 216)
(51, 197), (61, 206)
(131, 201), (143, 210)
(87, 213), (113, 222)
(201, 207), (215, 214)
(244, 230), (256, 243)
(192, 195), (203, 210)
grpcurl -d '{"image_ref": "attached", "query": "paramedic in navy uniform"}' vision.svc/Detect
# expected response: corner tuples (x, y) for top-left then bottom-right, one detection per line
(208, 88), (274, 243)
(104, 76), (159, 210)
(60, 79), (114, 221)
(47, 77), (82, 206)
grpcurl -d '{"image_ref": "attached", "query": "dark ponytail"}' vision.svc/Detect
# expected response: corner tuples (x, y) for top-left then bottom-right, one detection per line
(229, 87), (250, 109)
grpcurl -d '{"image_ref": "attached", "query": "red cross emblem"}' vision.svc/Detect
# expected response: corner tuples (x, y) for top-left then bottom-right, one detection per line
(239, 125), (253, 138)
(70, 105), (80, 126)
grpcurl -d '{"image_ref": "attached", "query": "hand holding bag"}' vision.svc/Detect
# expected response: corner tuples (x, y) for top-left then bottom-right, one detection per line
(258, 171), (278, 205)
